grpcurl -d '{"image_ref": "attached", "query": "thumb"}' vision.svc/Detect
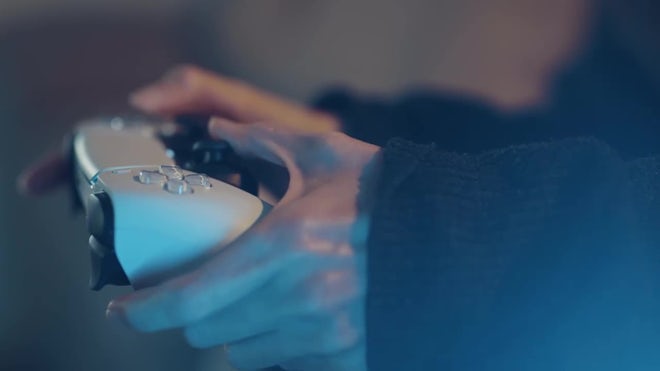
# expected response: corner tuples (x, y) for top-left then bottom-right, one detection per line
(208, 117), (291, 167)
(209, 117), (336, 167)
(130, 65), (338, 132)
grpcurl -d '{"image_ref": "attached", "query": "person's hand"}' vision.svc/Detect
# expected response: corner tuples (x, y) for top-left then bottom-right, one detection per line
(17, 65), (341, 196)
(105, 118), (380, 371)
(129, 64), (340, 133)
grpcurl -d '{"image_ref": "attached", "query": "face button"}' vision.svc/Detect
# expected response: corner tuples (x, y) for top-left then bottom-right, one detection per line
(159, 165), (184, 180)
(138, 170), (167, 184)
(185, 174), (212, 189)
(164, 179), (192, 195)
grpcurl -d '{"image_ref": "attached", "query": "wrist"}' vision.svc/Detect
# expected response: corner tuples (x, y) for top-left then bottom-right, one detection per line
(353, 148), (383, 247)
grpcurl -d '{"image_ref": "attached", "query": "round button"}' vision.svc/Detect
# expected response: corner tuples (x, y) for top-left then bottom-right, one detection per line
(164, 179), (192, 195)
(138, 170), (167, 184)
(159, 165), (184, 180)
(185, 174), (212, 189)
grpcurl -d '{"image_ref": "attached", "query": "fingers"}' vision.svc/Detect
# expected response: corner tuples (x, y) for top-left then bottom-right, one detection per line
(105, 231), (290, 333)
(17, 152), (70, 196)
(208, 117), (371, 174)
(130, 65), (339, 132)
(182, 280), (287, 349)
(181, 262), (361, 350)
(130, 65), (228, 117)
(208, 117), (338, 176)
(225, 330), (307, 370)
(224, 310), (364, 371)
(208, 117), (291, 166)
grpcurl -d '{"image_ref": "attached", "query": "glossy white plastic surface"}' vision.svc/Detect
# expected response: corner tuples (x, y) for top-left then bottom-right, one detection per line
(74, 119), (266, 288)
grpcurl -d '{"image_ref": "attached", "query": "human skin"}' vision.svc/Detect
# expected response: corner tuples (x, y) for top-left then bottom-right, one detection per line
(105, 118), (379, 370)
(19, 66), (379, 370)
(17, 65), (341, 196)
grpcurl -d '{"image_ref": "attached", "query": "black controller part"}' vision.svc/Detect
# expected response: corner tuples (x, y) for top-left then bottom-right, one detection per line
(87, 192), (130, 290)
(67, 133), (124, 290)
(163, 115), (259, 195)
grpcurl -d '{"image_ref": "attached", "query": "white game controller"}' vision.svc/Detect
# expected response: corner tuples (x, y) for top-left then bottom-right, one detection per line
(72, 117), (270, 289)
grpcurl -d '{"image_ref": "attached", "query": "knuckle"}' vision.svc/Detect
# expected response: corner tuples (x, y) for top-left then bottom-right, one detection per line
(317, 315), (362, 354)
(299, 271), (355, 315)
(300, 282), (329, 315)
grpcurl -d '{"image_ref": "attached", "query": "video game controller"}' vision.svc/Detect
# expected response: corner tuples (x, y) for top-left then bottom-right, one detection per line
(71, 116), (270, 290)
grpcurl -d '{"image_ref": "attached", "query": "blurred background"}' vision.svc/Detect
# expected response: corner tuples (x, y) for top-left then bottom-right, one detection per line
(1, 0), (656, 370)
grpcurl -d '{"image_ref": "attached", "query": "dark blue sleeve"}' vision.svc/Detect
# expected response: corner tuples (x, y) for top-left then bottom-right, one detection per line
(312, 88), (551, 152)
(312, 88), (505, 148)
(363, 137), (660, 370)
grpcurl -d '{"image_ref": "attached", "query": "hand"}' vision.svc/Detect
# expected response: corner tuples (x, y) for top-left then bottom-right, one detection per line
(130, 65), (340, 133)
(105, 118), (380, 371)
(17, 64), (341, 196)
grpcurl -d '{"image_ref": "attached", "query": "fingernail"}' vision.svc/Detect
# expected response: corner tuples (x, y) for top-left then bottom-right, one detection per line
(105, 300), (128, 325)
(105, 300), (118, 318)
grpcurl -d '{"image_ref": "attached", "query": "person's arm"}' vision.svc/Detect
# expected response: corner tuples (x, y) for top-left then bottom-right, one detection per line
(363, 137), (658, 370)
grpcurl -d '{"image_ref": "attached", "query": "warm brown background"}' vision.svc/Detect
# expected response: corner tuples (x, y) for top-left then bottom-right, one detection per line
(0, 1), (594, 370)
